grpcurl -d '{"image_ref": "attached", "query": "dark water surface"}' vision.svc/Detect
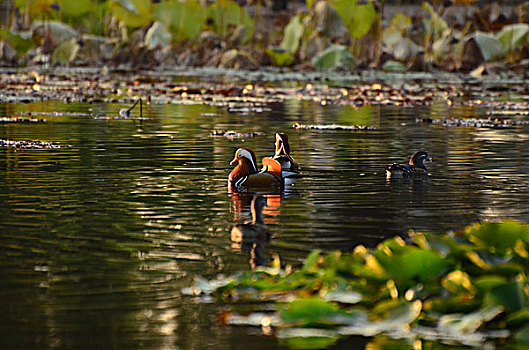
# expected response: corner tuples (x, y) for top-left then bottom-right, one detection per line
(1, 98), (529, 349)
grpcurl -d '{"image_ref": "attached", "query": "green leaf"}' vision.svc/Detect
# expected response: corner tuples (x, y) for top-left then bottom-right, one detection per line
(382, 60), (406, 72)
(278, 329), (339, 349)
(515, 324), (529, 343)
(144, 21), (171, 49)
(373, 242), (448, 289)
(312, 44), (353, 69)
(438, 305), (503, 335)
(109, 0), (151, 28)
(468, 31), (503, 61)
(207, 0), (254, 44)
(422, 2), (449, 41)
(331, 0), (376, 38)
(0, 29), (33, 56)
(473, 275), (507, 293)
(32, 20), (78, 45)
(280, 15), (304, 53)
(507, 309), (529, 328)
(51, 37), (80, 65)
(497, 23), (529, 54)
(57, 0), (92, 17)
(486, 281), (525, 313)
(280, 297), (352, 327)
(265, 48), (294, 67)
(383, 12), (411, 47)
(153, 0), (206, 43)
(465, 221), (529, 255)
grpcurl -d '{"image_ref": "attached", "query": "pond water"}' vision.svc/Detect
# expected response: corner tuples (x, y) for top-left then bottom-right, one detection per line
(1, 90), (529, 348)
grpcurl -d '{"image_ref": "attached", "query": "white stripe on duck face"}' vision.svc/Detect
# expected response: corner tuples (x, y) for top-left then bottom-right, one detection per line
(237, 148), (257, 172)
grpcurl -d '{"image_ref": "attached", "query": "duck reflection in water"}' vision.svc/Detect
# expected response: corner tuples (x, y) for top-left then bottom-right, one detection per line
(231, 195), (274, 269)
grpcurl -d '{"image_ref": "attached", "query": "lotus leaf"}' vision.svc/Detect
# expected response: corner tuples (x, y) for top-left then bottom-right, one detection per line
(152, 0), (206, 43)
(32, 21), (78, 45)
(507, 309), (529, 328)
(280, 297), (353, 327)
(57, 0), (92, 17)
(465, 221), (529, 255)
(442, 270), (477, 296)
(311, 1), (347, 38)
(331, 0), (376, 39)
(486, 281), (525, 313)
(383, 12), (412, 48)
(277, 328), (339, 349)
(281, 15), (304, 54)
(312, 44), (353, 70)
(109, 0), (152, 28)
(207, 0), (254, 45)
(497, 23), (529, 55)
(51, 37), (80, 65)
(373, 243), (448, 289)
(266, 48), (294, 67)
(144, 22), (171, 50)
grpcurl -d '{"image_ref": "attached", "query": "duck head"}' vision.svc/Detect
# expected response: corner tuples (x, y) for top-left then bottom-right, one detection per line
(229, 148), (258, 182)
(409, 150), (432, 169)
(274, 133), (292, 157)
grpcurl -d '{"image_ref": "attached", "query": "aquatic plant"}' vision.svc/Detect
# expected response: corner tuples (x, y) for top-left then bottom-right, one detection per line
(187, 221), (529, 348)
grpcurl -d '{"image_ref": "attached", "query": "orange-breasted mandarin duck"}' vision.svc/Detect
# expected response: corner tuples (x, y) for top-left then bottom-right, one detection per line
(229, 148), (283, 192)
(386, 150), (432, 178)
(272, 133), (299, 179)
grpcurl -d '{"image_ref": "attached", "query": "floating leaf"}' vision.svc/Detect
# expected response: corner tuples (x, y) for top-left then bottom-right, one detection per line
(331, 0), (376, 38)
(373, 241), (448, 289)
(280, 297), (354, 327)
(277, 328), (339, 349)
(438, 305), (503, 335)
(442, 270), (477, 295)
(465, 221), (529, 256)
(312, 44), (353, 69)
(486, 281), (525, 313)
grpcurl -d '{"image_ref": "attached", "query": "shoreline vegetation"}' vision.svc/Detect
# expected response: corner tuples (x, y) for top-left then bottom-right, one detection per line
(186, 221), (529, 348)
(1, 1), (529, 75)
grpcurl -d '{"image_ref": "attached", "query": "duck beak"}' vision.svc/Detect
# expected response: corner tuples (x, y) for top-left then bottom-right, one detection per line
(427, 157), (432, 162)
(230, 157), (238, 165)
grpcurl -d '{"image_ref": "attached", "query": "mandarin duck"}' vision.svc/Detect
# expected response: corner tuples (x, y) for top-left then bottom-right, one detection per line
(386, 150), (432, 178)
(272, 132), (299, 179)
(229, 148), (283, 192)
